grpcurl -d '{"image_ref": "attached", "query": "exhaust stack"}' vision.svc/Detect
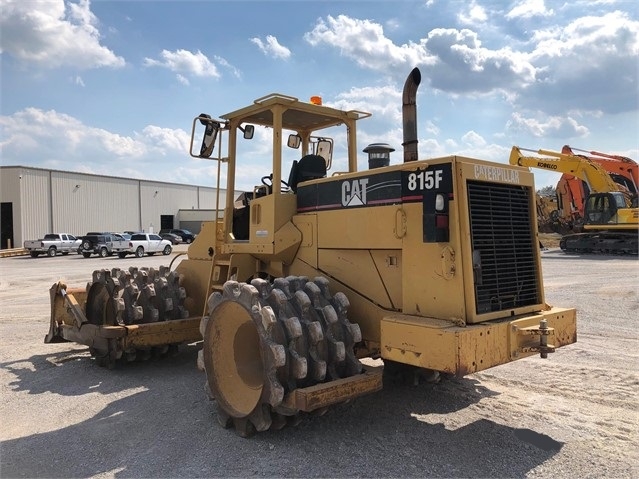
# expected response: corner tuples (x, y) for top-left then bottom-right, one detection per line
(402, 67), (422, 162)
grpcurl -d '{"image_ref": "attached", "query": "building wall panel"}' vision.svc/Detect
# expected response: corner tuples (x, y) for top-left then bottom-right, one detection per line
(140, 183), (198, 233)
(51, 172), (139, 235)
(20, 169), (51, 244)
(198, 188), (244, 211)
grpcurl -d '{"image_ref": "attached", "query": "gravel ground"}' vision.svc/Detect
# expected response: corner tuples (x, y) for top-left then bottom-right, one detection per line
(0, 247), (637, 478)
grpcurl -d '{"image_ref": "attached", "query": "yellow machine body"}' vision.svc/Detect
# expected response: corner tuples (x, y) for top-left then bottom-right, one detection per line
(171, 98), (577, 377)
(46, 69), (576, 435)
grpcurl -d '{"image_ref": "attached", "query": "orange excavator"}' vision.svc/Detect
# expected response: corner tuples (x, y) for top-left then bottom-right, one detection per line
(552, 146), (638, 231)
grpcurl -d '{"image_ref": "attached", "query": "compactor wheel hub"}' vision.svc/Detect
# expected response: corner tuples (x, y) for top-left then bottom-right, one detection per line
(85, 266), (189, 366)
(200, 276), (362, 437)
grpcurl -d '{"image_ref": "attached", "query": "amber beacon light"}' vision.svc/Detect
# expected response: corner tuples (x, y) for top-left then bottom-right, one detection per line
(310, 96), (322, 105)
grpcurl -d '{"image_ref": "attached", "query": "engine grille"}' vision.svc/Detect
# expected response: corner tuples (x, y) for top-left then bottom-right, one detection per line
(467, 181), (541, 314)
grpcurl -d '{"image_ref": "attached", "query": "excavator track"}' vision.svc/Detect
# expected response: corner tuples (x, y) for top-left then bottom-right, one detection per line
(85, 266), (189, 367)
(560, 231), (638, 255)
(199, 276), (363, 437)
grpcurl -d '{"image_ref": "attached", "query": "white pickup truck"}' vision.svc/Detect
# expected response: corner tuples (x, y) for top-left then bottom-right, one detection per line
(24, 233), (81, 257)
(114, 233), (173, 258)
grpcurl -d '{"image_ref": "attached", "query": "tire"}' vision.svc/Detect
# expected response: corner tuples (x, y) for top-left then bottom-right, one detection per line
(186, 238), (192, 244)
(162, 245), (172, 255)
(62, 252), (69, 256)
(148, 252), (155, 256)
(82, 252), (91, 258)
(118, 252), (127, 259)
(82, 241), (91, 250)
(135, 247), (144, 258)
(99, 247), (108, 258)
(47, 247), (57, 257)
(29, 252), (39, 258)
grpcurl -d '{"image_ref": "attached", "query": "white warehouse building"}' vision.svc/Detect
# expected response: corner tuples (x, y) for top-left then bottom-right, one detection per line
(0, 166), (241, 250)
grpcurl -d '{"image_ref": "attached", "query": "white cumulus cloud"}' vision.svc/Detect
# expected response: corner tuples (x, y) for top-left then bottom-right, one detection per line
(506, 0), (554, 20)
(250, 35), (291, 59)
(458, 1), (488, 25)
(144, 49), (220, 79)
(0, 108), (191, 179)
(507, 112), (589, 138)
(522, 11), (639, 114)
(0, 0), (125, 69)
(304, 15), (535, 95)
(305, 15), (436, 70)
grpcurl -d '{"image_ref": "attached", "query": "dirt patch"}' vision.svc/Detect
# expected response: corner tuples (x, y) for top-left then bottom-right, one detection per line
(539, 232), (562, 248)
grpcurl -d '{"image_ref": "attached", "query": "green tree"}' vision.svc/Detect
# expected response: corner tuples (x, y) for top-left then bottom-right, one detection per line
(537, 185), (556, 196)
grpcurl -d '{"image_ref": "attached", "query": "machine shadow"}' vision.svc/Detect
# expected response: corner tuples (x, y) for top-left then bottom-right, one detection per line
(0, 343), (201, 397)
(1, 354), (561, 478)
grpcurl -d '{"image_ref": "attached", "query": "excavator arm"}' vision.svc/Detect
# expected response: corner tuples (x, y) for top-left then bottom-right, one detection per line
(563, 145), (638, 194)
(509, 146), (622, 195)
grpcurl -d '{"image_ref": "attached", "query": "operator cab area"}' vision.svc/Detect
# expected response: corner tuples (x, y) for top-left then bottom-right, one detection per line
(189, 94), (371, 244)
(231, 154), (329, 240)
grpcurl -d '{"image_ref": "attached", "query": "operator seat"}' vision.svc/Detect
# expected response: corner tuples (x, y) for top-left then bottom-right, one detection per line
(287, 154), (327, 192)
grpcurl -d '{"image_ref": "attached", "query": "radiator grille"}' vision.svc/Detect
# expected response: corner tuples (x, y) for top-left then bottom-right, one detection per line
(467, 181), (541, 314)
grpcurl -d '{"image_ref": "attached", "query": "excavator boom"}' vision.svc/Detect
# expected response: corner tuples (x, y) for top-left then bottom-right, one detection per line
(563, 145), (637, 194)
(510, 147), (623, 194)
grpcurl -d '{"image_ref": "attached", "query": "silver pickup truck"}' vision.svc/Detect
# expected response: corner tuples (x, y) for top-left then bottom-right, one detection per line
(115, 233), (173, 258)
(24, 233), (81, 257)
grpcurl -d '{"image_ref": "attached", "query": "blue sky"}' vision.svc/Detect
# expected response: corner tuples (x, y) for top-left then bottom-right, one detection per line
(1, 0), (637, 191)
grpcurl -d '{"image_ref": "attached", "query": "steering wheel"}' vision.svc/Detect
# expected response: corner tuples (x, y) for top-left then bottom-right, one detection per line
(261, 174), (290, 193)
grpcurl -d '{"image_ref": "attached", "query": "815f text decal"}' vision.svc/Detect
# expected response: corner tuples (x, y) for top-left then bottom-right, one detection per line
(406, 170), (443, 191)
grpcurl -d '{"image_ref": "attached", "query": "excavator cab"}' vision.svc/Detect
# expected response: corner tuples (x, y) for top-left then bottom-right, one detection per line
(585, 193), (616, 224)
(584, 192), (627, 225)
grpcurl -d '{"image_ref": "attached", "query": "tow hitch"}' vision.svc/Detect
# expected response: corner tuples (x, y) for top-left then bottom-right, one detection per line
(512, 318), (556, 359)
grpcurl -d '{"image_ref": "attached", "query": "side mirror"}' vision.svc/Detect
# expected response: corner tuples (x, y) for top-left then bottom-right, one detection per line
(197, 114), (220, 158)
(241, 124), (254, 140)
(287, 134), (301, 149)
(315, 139), (333, 169)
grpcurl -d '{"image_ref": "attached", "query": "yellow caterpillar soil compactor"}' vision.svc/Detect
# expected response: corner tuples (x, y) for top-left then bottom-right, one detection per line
(47, 69), (577, 436)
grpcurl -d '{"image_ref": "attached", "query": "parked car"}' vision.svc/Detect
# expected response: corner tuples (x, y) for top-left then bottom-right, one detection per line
(160, 232), (182, 245)
(116, 233), (172, 258)
(24, 233), (81, 257)
(160, 228), (196, 244)
(78, 233), (116, 258)
(112, 233), (132, 241)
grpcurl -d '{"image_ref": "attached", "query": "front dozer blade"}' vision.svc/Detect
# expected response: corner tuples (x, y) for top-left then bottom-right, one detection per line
(46, 281), (87, 344)
(46, 280), (202, 367)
